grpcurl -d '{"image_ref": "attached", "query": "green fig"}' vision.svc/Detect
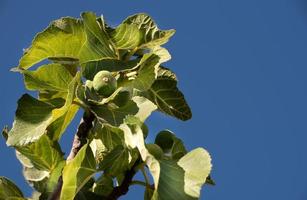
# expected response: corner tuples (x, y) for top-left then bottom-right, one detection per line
(85, 80), (93, 90)
(92, 70), (117, 97)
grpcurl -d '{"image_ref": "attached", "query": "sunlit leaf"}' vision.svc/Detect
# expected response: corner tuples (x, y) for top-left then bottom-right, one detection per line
(18, 12), (117, 70)
(132, 96), (157, 122)
(7, 94), (55, 146)
(16, 135), (64, 171)
(126, 54), (160, 91)
(122, 13), (175, 49)
(110, 23), (142, 49)
(150, 148), (212, 200)
(23, 63), (73, 92)
(177, 148), (212, 198)
(61, 144), (96, 200)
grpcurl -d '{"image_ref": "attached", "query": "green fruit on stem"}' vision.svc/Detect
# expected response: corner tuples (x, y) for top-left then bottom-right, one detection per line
(93, 70), (117, 97)
(85, 80), (93, 90)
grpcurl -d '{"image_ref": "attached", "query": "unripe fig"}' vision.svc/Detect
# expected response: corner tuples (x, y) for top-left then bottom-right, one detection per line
(92, 70), (117, 97)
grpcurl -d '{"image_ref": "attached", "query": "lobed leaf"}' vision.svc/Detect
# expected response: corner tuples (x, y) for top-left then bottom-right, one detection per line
(91, 100), (139, 126)
(81, 58), (139, 80)
(16, 134), (64, 171)
(110, 23), (142, 49)
(18, 12), (117, 70)
(125, 54), (160, 91)
(147, 78), (192, 121)
(149, 148), (212, 200)
(47, 72), (81, 140)
(122, 13), (175, 49)
(61, 144), (96, 200)
(7, 94), (55, 146)
(23, 63), (73, 92)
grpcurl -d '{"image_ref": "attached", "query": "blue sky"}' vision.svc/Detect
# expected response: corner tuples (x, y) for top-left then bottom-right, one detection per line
(1, 0), (307, 199)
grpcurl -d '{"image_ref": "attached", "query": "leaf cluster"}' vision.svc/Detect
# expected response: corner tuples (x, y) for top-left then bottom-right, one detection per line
(1, 12), (213, 200)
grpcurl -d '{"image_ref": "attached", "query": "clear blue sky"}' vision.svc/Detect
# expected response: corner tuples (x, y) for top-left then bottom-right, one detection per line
(1, 0), (307, 199)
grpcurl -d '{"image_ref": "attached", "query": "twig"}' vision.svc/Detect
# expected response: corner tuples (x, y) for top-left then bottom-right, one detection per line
(105, 159), (141, 200)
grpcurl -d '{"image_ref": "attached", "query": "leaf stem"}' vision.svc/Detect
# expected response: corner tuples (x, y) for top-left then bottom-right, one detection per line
(72, 100), (89, 112)
(124, 47), (138, 61)
(129, 180), (147, 187)
(130, 180), (154, 190)
(105, 158), (141, 199)
(141, 166), (150, 185)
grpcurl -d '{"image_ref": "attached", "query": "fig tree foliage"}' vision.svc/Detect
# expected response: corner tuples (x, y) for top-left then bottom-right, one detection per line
(1, 11), (213, 200)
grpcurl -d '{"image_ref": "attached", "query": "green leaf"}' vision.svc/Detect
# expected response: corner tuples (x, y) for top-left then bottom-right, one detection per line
(82, 59), (139, 80)
(38, 90), (67, 104)
(98, 145), (129, 177)
(120, 119), (211, 200)
(177, 148), (212, 198)
(119, 116), (160, 187)
(112, 88), (132, 107)
(15, 151), (33, 168)
(146, 144), (164, 160)
(47, 72), (81, 140)
(61, 144), (96, 200)
(155, 130), (187, 160)
(23, 63), (73, 92)
(150, 148), (212, 200)
(122, 13), (175, 49)
(16, 134), (64, 171)
(0, 177), (24, 200)
(151, 47), (171, 64)
(85, 87), (125, 106)
(92, 123), (125, 151)
(7, 94), (55, 146)
(147, 78), (192, 121)
(205, 176), (216, 186)
(156, 66), (177, 81)
(153, 159), (189, 200)
(19, 17), (84, 69)
(47, 104), (79, 141)
(33, 161), (65, 197)
(19, 12), (117, 70)
(75, 178), (104, 200)
(126, 54), (160, 91)
(91, 100), (139, 126)
(92, 174), (114, 196)
(14, 135), (65, 197)
(22, 167), (49, 182)
(7, 72), (80, 146)
(110, 23), (142, 49)
(79, 12), (118, 61)
(132, 96), (157, 122)
(2, 126), (9, 141)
